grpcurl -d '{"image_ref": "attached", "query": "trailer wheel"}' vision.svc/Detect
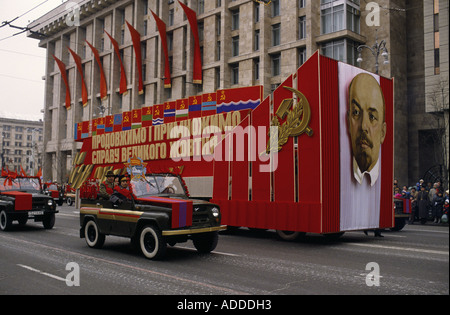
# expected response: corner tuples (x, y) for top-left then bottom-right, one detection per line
(276, 230), (305, 241)
(67, 197), (73, 206)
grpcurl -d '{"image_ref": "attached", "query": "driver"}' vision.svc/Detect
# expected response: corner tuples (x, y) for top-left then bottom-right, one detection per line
(112, 175), (134, 201)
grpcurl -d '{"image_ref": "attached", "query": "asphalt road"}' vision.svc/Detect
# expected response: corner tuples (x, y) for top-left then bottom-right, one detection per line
(0, 204), (448, 296)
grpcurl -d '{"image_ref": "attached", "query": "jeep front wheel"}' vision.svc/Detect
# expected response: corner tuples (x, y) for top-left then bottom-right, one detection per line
(84, 220), (105, 249)
(139, 225), (166, 260)
(193, 231), (218, 254)
(0, 210), (12, 231)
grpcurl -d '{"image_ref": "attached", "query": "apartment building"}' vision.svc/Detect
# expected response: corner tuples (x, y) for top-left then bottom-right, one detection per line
(0, 117), (43, 175)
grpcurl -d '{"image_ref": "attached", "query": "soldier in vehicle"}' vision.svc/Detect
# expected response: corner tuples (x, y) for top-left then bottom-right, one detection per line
(110, 175), (134, 204)
(98, 170), (116, 200)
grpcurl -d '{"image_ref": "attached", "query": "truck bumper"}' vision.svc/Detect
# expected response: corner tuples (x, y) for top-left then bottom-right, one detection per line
(162, 225), (227, 236)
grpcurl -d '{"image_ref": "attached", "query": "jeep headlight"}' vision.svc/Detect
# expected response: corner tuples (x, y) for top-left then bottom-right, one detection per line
(211, 207), (219, 218)
(47, 199), (53, 206)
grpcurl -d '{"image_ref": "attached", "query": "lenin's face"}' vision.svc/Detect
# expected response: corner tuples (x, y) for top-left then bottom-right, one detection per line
(347, 73), (387, 173)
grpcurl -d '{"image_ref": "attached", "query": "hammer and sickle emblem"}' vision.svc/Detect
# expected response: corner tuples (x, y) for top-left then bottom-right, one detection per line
(264, 86), (313, 154)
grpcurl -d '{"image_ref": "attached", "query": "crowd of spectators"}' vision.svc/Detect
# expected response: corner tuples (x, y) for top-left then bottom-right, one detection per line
(393, 179), (449, 224)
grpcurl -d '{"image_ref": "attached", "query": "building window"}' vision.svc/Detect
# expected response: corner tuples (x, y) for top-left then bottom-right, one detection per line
(169, 9), (174, 26)
(346, 5), (360, 33)
(231, 63), (239, 85)
(198, 0), (204, 14)
(272, 23), (281, 46)
(321, 39), (358, 65)
(254, 58), (260, 81)
(298, 47), (306, 66)
(271, 53), (281, 76)
(254, 29), (260, 51)
(299, 16), (306, 39)
(299, 0), (306, 9)
(232, 36), (239, 56)
(254, 2), (260, 23)
(231, 9), (239, 30)
(216, 40), (221, 61)
(272, 0), (280, 17)
(321, 4), (344, 34)
(434, 0), (440, 75)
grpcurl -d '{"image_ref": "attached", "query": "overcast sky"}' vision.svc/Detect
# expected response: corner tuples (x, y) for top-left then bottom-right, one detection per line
(0, 0), (64, 121)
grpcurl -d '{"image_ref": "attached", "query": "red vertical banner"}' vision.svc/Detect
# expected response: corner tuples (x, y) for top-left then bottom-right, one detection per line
(52, 55), (71, 109)
(272, 75), (295, 203)
(318, 55), (340, 233)
(68, 47), (88, 107)
(178, 1), (202, 84)
(126, 21), (144, 95)
(150, 10), (171, 88)
(85, 40), (108, 100)
(251, 96), (271, 202)
(105, 30), (128, 95)
(379, 77), (395, 229)
(296, 52), (321, 233)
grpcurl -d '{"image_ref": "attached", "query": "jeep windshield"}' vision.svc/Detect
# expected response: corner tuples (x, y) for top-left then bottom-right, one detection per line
(130, 174), (186, 198)
(0, 177), (41, 193)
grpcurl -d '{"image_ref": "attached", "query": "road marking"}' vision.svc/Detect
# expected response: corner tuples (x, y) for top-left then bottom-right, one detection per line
(175, 245), (240, 257)
(17, 264), (66, 282)
(347, 243), (449, 256)
(57, 213), (78, 218)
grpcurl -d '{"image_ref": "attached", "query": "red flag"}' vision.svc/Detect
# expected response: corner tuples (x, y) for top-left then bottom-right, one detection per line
(141, 106), (153, 127)
(164, 101), (176, 123)
(150, 10), (171, 88)
(85, 40), (108, 100)
(105, 30), (128, 95)
(20, 165), (27, 177)
(52, 55), (71, 109)
(68, 47), (88, 107)
(126, 21), (144, 95)
(178, 1), (202, 84)
(122, 111), (132, 131)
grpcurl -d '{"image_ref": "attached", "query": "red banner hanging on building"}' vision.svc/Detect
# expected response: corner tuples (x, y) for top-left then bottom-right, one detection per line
(150, 10), (171, 88)
(52, 55), (71, 109)
(126, 21), (144, 95)
(68, 47), (88, 107)
(85, 40), (108, 100)
(178, 1), (202, 84)
(104, 30), (128, 95)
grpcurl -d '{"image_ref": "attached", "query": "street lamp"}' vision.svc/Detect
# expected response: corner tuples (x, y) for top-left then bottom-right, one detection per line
(356, 31), (389, 75)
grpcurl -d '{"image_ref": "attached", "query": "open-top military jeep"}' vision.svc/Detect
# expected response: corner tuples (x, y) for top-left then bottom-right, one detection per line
(79, 173), (226, 260)
(0, 176), (58, 231)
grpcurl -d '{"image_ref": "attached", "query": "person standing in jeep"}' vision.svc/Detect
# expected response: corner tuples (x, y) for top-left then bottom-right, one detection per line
(98, 170), (116, 200)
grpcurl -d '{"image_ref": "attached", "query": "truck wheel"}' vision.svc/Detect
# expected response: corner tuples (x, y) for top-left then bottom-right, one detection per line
(43, 214), (55, 229)
(390, 218), (406, 231)
(193, 232), (219, 254)
(139, 225), (166, 260)
(0, 210), (13, 231)
(67, 197), (73, 206)
(276, 230), (305, 241)
(84, 220), (105, 249)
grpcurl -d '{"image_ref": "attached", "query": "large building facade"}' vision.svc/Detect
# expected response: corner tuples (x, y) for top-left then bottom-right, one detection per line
(0, 117), (43, 175)
(27, 0), (448, 188)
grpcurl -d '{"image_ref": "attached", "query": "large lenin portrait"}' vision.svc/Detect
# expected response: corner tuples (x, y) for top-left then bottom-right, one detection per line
(338, 65), (388, 231)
